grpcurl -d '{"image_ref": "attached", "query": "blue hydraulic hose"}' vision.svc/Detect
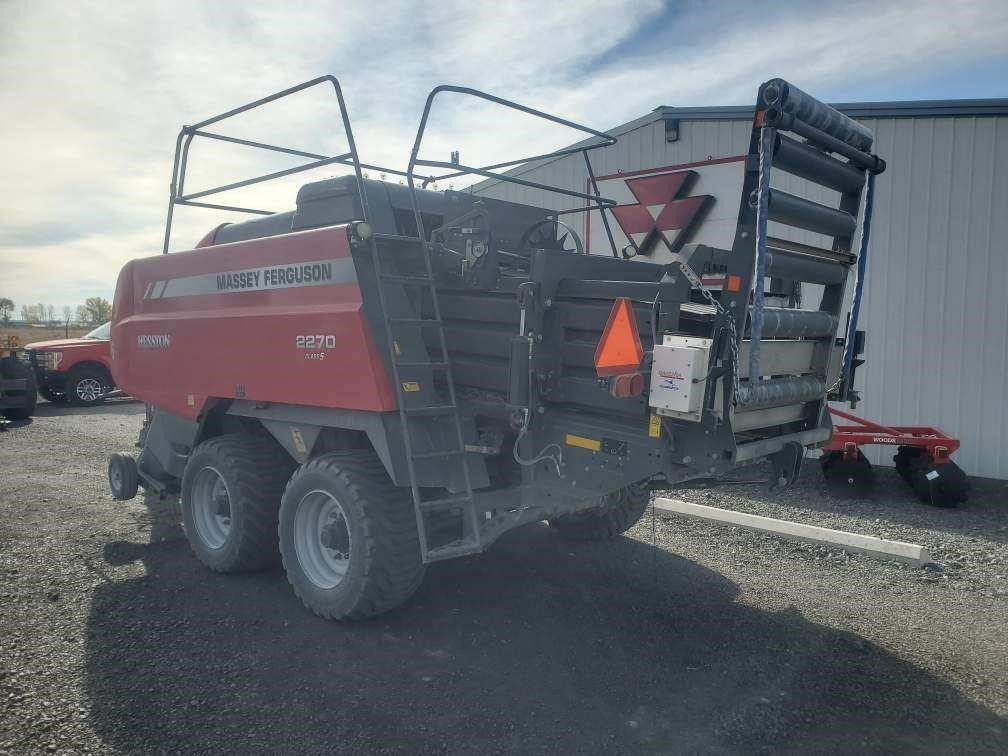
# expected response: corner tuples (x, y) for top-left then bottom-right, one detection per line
(842, 171), (876, 383)
(748, 128), (772, 386)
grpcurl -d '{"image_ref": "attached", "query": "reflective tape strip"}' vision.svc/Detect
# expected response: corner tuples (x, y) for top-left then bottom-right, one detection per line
(565, 434), (601, 452)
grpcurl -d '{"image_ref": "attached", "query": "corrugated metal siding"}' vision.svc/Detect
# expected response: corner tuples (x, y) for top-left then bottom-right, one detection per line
(474, 113), (1008, 479)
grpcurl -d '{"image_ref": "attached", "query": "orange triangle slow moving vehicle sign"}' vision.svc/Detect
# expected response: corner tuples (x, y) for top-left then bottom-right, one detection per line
(594, 298), (644, 377)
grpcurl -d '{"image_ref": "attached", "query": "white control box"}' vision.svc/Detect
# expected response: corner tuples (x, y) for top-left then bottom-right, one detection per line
(648, 335), (713, 422)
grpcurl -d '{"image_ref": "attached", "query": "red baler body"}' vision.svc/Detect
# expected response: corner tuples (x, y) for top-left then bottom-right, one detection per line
(110, 225), (395, 420)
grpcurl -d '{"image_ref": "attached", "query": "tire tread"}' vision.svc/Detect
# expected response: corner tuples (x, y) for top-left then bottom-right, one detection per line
(281, 452), (425, 620)
(548, 484), (651, 541)
(183, 435), (294, 572)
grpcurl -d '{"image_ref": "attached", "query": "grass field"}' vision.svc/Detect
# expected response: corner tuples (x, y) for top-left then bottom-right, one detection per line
(1, 324), (90, 348)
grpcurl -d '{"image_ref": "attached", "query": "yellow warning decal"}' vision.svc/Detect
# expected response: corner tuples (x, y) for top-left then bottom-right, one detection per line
(393, 340), (401, 356)
(565, 434), (601, 452)
(402, 381), (421, 392)
(648, 413), (661, 439)
(291, 428), (307, 454)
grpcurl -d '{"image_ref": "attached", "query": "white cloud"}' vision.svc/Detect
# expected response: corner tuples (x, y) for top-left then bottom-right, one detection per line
(0, 0), (1005, 309)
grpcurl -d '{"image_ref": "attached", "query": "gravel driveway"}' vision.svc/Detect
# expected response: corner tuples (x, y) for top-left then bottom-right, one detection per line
(2, 403), (1006, 754)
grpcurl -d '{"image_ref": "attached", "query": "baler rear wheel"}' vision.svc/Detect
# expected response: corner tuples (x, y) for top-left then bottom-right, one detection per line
(548, 483), (651, 541)
(278, 452), (425, 620)
(180, 435), (294, 572)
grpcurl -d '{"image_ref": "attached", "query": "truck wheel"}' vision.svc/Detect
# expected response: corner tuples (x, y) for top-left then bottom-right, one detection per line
(67, 366), (108, 406)
(1, 359), (37, 420)
(548, 483), (651, 541)
(180, 435), (294, 573)
(279, 452), (425, 620)
(108, 453), (139, 501)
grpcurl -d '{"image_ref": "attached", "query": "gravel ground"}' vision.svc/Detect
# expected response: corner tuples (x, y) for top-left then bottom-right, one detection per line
(1, 402), (1007, 754)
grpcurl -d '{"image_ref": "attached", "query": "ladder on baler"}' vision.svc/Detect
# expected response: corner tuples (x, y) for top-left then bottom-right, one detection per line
(367, 232), (483, 563)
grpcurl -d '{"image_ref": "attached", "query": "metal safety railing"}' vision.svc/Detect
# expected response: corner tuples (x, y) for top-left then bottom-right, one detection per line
(163, 75), (409, 253)
(162, 77), (625, 257)
(404, 85), (622, 257)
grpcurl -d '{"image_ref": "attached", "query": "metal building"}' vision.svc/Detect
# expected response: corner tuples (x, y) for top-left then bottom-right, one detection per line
(472, 98), (1008, 479)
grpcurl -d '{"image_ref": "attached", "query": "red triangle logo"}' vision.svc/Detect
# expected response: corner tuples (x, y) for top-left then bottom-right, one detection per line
(610, 169), (713, 256)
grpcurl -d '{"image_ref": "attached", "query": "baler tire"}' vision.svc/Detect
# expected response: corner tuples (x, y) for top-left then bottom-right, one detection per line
(67, 366), (108, 406)
(548, 484), (651, 541)
(180, 435), (294, 573)
(278, 452), (425, 621)
(1, 359), (37, 420)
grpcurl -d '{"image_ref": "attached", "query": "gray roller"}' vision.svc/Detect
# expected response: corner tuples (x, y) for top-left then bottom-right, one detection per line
(747, 308), (838, 339)
(734, 375), (826, 410)
(761, 78), (874, 152)
(773, 134), (866, 194)
(765, 248), (848, 286)
(765, 189), (856, 238)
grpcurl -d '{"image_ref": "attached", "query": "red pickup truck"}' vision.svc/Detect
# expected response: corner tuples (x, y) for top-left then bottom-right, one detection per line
(23, 322), (115, 405)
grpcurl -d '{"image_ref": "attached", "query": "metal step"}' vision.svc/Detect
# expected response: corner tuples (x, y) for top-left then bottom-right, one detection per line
(418, 493), (472, 510)
(379, 273), (435, 285)
(372, 233), (429, 244)
(424, 540), (483, 562)
(412, 449), (466, 460)
(389, 317), (443, 326)
(403, 404), (457, 416)
(394, 360), (449, 369)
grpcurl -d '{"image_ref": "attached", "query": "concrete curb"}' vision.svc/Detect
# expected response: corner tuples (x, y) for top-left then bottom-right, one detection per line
(652, 497), (932, 567)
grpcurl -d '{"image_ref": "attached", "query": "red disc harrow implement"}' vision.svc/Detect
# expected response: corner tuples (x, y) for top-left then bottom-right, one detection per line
(821, 407), (969, 507)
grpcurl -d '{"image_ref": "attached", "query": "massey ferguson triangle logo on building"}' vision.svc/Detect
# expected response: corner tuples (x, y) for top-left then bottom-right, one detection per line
(609, 170), (714, 256)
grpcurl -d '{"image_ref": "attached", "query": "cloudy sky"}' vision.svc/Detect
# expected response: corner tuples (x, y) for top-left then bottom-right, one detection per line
(1, 0), (1006, 313)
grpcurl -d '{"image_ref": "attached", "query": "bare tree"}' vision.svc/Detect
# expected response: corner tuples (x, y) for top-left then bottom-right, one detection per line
(78, 297), (111, 325)
(62, 305), (73, 325)
(0, 297), (13, 324)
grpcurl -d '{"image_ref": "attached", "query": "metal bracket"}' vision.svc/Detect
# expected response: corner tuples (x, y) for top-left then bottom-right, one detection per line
(768, 441), (804, 490)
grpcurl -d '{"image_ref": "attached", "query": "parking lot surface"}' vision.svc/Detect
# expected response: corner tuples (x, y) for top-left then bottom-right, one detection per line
(2, 402), (1007, 753)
